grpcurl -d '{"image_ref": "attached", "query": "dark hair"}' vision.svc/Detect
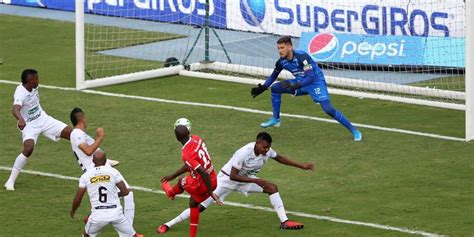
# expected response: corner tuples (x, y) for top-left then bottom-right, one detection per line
(21, 69), (38, 84)
(277, 36), (292, 46)
(256, 132), (272, 144)
(70, 107), (84, 126)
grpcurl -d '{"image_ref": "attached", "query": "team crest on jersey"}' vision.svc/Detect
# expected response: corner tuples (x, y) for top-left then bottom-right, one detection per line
(302, 59), (313, 71)
(90, 175), (111, 183)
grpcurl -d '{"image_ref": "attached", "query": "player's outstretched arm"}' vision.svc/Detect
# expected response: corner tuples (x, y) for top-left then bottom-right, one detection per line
(12, 105), (26, 130)
(274, 155), (314, 171)
(161, 164), (188, 182)
(78, 128), (104, 156)
(70, 187), (86, 218)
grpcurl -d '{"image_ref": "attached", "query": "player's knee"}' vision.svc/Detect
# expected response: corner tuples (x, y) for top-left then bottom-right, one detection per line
(22, 141), (34, 157)
(265, 183), (278, 194)
(60, 126), (72, 140)
(271, 83), (283, 94)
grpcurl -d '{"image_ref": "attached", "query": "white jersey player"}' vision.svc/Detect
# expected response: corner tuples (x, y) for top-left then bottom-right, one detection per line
(157, 132), (314, 234)
(69, 108), (119, 172)
(70, 127), (105, 172)
(70, 151), (142, 237)
(69, 107), (135, 226)
(4, 69), (72, 191)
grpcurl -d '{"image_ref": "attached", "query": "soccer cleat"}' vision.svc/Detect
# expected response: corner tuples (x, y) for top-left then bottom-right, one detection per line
(4, 181), (15, 191)
(156, 224), (170, 234)
(260, 117), (281, 128)
(108, 159), (120, 167)
(352, 130), (362, 142)
(280, 220), (304, 230)
(134, 233), (144, 237)
(161, 181), (175, 200)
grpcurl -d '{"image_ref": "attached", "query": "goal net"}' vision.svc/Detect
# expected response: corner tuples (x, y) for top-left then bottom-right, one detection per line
(76, 0), (466, 104)
(75, 0), (473, 138)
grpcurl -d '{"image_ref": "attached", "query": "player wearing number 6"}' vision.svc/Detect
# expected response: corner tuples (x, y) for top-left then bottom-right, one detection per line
(69, 107), (137, 229)
(251, 36), (362, 141)
(70, 151), (142, 237)
(160, 118), (222, 237)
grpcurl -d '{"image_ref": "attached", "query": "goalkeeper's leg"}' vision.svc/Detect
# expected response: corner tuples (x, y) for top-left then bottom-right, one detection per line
(303, 81), (362, 141)
(260, 80), (296, 128)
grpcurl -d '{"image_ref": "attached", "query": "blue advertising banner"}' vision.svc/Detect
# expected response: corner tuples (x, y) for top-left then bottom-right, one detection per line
(7, 0), (227, 28)
(423, 37), (465, 68)
(299, 32), (464, 68)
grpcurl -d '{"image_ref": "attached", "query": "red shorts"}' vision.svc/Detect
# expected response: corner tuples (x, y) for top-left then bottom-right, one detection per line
(180, 171), (217, 203)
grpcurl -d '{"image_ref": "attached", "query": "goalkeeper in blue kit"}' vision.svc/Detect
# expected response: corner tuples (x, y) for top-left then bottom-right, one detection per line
(251, 36), (362, 141)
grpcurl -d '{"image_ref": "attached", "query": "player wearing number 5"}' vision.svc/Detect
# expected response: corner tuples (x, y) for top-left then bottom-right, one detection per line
(251, 36), (362, 141)
(70, 151), (142, 237)
(160, 118), (222, 237)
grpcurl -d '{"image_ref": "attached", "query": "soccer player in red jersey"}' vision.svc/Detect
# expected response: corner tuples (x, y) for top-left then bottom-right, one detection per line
(160, 120), (222, 237)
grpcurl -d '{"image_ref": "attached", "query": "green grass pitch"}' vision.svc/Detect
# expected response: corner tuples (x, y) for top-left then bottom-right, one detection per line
(0, 14), (473, 236)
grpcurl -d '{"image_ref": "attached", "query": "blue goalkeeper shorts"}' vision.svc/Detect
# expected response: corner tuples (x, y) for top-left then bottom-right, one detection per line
(293, 78), (330, 102)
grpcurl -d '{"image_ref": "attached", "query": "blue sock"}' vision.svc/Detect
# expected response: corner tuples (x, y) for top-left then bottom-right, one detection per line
(271, 91), (282, 119)
(320, 100), (357, 133)
(270, 83), (291, 120)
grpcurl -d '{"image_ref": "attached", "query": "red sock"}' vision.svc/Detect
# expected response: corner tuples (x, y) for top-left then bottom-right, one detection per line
(172, 183), (184, 196)
(190, 207), (199, 237)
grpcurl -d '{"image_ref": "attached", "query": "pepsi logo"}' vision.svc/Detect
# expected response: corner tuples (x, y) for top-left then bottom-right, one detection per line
(240, 0), (266, 27)
(308, 33), (339, 61)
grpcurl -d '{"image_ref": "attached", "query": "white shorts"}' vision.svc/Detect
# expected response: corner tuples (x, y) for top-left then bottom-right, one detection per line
(21, 115), (67, 143)
(200, 171), (263, 208)
(85, 211), (135, 237)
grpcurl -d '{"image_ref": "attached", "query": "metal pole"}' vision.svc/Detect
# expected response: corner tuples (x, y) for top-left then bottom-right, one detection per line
(466, 0), (474, 141)
(183, 27), (205, 65)
(75, 0), (85, 90)
(212, 28), (232, 63)
(204, 0), (210, 62)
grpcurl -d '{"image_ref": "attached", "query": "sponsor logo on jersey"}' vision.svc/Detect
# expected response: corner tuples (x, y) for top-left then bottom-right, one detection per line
(90, 175), (111, 184)
(28, 106), (39, 115)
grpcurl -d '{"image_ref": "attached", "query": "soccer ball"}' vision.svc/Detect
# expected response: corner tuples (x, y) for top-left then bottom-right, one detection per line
(174, 118), (191, 131)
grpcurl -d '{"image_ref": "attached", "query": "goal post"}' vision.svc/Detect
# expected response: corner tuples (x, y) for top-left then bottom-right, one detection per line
(466, 0), (474, 141)
(75, 0), (85, 90)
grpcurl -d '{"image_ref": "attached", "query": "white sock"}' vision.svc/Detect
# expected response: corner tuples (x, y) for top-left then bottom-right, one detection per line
(269, 192), (288, 223)
(123, 191), (135, 226)
(7, 153), (28, 184)
(165, 208), (191, 228)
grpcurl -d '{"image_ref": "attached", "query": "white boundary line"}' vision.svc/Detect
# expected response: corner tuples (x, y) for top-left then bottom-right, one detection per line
(0, 80), (463, 142)
(0, 166), (444, 237)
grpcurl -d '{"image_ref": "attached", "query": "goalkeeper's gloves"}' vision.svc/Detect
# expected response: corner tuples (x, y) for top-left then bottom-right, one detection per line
(251, 84), (267, 98)
(281, 80), (302, 90)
